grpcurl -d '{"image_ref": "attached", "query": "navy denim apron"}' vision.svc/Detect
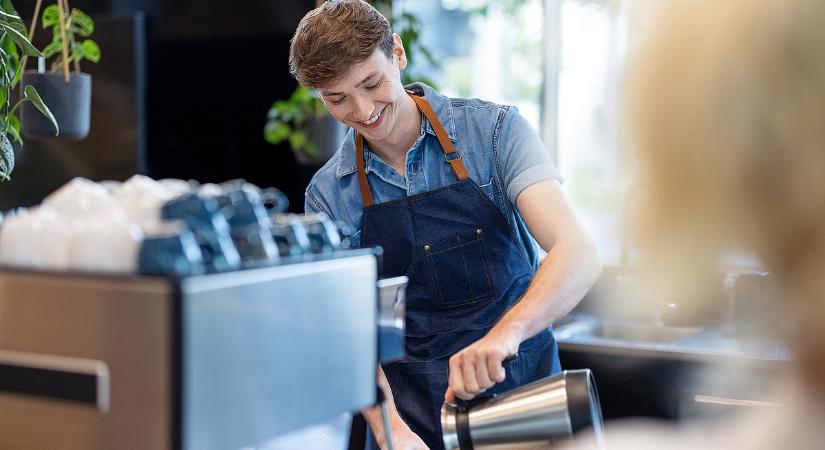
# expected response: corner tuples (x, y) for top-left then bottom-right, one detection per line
(359, 93), (560, 450)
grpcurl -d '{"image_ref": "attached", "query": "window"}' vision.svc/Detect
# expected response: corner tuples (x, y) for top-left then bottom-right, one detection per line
(554, 0), (629, 264)
(395, 0), (630, 263)
(393, 0), (545, 130)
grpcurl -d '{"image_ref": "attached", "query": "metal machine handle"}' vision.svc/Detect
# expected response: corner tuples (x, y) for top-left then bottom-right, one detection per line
(694, 394), (780, 408)
(0, 349), (110, 412)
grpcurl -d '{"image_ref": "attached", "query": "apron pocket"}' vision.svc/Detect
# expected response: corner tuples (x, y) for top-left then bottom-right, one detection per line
(424, 229), (498, 308)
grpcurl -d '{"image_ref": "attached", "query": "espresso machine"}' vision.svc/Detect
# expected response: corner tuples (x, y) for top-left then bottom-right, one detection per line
(0, 250), (380, 450)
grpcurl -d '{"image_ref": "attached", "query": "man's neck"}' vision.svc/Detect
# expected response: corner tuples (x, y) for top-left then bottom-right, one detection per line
(367, 94), (421, 177)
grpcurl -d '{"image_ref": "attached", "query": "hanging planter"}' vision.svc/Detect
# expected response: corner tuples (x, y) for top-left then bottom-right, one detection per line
(20, 0), (100, 140)
(21, 70), (89, 139)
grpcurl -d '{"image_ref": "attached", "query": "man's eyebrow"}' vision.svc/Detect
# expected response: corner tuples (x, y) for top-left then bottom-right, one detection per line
(321, 72), (380, 97)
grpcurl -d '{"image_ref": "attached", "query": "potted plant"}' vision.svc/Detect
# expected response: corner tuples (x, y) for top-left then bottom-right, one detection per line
(20, 0), (99, 140)
(0, 0), (57, 181)
(263, 86), (345, 167)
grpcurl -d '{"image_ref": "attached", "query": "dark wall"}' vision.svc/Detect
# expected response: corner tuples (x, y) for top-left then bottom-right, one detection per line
(15, 0), (314, 41)
(7, 0), (317, 212)
(144, 31), (315, 212)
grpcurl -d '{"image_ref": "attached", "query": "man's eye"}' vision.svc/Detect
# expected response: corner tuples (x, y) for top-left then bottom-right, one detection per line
(331, 97), (346, 105)
(365, 81), (380, 90)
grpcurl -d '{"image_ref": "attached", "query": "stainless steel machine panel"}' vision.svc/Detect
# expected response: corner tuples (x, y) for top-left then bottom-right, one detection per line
(181, 254), (377, 450)
(0, 252), (378, 450)
(0, 273), (173, 450)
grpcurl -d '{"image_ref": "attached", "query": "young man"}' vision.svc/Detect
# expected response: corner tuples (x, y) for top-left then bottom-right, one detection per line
(290, 1), (601, 449)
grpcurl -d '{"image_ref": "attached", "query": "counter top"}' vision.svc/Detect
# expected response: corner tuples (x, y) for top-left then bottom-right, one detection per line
(554, 314), (791, 365)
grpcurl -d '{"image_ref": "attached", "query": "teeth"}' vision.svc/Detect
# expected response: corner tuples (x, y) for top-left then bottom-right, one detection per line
(362, 109), (382, 125)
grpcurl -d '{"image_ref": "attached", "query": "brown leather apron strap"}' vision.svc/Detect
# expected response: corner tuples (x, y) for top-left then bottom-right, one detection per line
(407, 94), (469, 181)
(355, 133), (375, 207)
(355, 92), (469, 208)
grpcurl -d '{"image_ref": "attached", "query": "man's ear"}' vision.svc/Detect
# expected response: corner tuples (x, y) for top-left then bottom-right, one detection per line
(393, 33), (408, 71)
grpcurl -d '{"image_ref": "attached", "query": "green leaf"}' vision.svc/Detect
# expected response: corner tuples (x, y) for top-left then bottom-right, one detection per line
(0, 8), (19, 21)
(42, 4), (60, 28)
(51, 21), (63, 37)
(43, 39), (62, 58)
(264, 122), (291, 145)
(288, 131), (309, 151)
(2, 33), (16, 55)
(6, 112), (20, 144)
(22, 85), (58, 135)
(0, 20), (43, 57)
(9, 61), (21, 87)
(0, 0), (14, 13)
(4, 16), (26, 37)
(80, 39), (99, 62)
(69, 9), (93, 37)
(1, 39), (19, 73)
(4, 48), (21, 87)
(290, 86), (313, 103)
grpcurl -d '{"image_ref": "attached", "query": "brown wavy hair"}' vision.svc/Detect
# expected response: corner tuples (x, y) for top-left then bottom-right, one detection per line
(289, 0), (394, 88)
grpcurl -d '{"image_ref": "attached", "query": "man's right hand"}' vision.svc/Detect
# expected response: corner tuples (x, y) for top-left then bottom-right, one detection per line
(377, 424), (430, 450)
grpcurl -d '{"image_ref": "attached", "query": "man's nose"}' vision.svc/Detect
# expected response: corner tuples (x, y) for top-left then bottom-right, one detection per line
(350, 95), (374, 122)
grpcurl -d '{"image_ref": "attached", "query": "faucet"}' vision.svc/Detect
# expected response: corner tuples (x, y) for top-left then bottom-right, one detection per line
(654, 301), (680, 327)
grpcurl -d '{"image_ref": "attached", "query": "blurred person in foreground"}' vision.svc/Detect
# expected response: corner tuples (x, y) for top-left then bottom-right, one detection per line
(289, 1), (601, 449)
(566, 0), (825, 448)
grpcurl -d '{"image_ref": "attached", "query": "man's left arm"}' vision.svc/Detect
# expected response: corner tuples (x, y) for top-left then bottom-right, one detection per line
(446, 179), (602, 401)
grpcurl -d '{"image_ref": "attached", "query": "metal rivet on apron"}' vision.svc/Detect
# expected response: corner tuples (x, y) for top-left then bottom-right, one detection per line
(424, 244), (430, 251)
(477, 228), (482, 235)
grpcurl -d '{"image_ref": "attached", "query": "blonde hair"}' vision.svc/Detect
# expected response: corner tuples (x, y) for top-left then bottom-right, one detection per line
(624, 0), (825, 386)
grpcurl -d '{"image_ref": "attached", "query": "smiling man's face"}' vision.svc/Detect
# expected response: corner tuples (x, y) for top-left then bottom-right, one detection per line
(317, 34), (410, 144)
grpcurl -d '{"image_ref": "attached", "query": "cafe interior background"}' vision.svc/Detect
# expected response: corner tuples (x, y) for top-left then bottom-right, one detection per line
(0, 0), (792, 449)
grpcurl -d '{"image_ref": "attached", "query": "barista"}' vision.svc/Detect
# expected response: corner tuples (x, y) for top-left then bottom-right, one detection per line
(290, 1), (601, 449)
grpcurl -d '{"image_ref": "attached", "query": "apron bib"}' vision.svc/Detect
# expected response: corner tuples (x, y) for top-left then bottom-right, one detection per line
(358, 93), (560, 450)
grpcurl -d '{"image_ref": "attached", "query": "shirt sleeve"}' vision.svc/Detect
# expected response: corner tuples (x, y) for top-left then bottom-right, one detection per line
(304, 184), (334, 218)
(496, 106), (563, 205)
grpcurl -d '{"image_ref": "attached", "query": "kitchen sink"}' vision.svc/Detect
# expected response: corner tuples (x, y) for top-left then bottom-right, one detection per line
(554, 316), (703, 344)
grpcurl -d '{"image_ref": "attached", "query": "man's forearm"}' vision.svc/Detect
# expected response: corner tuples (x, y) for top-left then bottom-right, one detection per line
(494, 237), (602, 343)
(362, 365), (405, 446)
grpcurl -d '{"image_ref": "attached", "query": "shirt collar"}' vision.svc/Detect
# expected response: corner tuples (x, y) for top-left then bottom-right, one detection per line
(336, 82), (457, 179)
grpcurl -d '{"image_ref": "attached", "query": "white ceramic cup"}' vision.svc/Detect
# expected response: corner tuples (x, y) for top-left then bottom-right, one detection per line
(43, 177), (121, 222)
(0, 206), (71, 270)
(114, 174), (174, 232)
(68, 213), (144, 273)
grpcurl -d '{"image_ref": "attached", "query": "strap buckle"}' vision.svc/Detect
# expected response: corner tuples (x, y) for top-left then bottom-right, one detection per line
(444, 150), (462, 162)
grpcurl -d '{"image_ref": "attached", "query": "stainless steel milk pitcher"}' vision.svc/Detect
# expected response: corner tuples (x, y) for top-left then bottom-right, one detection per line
(441, 369), (604, 450)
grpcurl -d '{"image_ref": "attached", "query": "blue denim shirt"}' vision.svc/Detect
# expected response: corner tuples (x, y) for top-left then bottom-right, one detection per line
(305, 83), (562, 267)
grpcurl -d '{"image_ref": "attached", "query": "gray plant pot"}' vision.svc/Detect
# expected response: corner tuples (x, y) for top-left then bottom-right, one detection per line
(294, 114), (347, 166)
(20, 71), (92, 140)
